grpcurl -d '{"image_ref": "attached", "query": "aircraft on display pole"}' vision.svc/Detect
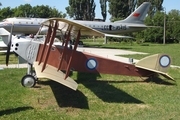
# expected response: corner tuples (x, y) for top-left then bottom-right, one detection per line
(0, 17), (174, 90)
(0, 2), (151, 39)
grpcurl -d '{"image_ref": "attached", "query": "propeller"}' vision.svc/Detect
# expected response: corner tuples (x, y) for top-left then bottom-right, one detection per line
(6, 23), (14, 66)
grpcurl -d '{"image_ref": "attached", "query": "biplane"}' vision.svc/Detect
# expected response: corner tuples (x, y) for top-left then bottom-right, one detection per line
(1, 18), (174, 90)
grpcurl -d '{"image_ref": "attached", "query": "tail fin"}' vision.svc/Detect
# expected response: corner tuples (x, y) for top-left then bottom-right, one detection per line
(0, 28), (15, 45)
(115, 2), (151, 24)
(135, 54), (174, 80)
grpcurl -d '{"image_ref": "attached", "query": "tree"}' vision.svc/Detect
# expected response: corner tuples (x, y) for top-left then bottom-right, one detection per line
(0, 7), (14, 20)
(133, 11), (165, 43)
(0, 4), (66, 19)
(128, 0), (137, 14)
(108, 0), (129, 21)
(84, 0), (96, 20)
(166, 10), (180, 43)
(32, 5), (52, 18)
(66, 0), (96, 20)
(100, 0), (108, 21)
(13, 4), (33, 17)
(137, 0), (164, 18)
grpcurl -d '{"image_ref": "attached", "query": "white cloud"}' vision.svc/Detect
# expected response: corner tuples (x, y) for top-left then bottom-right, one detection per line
(24, 0), (32, 3)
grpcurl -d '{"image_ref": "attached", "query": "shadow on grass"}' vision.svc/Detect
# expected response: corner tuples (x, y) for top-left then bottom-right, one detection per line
(76, 72), (143, 104)
(108, 78), (176, 86)
(0, 106), (33, 116)
(38, 80), (89, 109)
(144, 77), (176, 85)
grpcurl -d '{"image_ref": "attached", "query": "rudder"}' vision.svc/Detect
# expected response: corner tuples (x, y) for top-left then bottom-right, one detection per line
(135, 54), (174, 80)
(115, 2), (151, 24)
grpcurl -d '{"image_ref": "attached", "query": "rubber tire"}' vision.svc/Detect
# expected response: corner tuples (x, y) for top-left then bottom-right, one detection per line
(78, 41), (83, 45)
(21, 75), (36, 88)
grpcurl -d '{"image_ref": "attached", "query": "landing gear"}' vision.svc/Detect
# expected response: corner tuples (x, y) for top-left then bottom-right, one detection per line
(72, 40), (83, 45)
(21, 75), (36, 87)
(21, 63), (38, 88)
(78, 41), (83, 45)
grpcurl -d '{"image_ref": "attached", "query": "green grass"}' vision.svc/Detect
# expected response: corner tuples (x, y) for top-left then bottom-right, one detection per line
(0, 41), (180, 119)
(0, 68), (180, 119)
(82, 40), (180, 66)
(0, 53), (18, 64)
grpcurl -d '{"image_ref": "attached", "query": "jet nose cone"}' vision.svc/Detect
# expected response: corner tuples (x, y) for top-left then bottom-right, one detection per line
(0, 22), (5, 27)
(0, 22), (12, 28)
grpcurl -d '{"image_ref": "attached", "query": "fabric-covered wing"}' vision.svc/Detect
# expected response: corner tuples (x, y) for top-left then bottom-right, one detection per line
(41, 18), (105, 37)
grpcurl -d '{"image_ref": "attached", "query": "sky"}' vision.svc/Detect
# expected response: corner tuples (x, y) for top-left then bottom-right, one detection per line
(0, 0), (180, 21)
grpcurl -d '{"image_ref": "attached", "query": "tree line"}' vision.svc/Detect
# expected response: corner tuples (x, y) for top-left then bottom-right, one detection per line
(0, 1), (180, 43)
(0, 4), (66, 20)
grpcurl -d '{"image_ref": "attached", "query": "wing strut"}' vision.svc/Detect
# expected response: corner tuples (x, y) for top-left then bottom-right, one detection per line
(64, 30), (81, 79)
(62, 24), (72, 46)
(41, 20), (59, 72)
(38, 21), (53, 65)
(57, 25), (72, 71)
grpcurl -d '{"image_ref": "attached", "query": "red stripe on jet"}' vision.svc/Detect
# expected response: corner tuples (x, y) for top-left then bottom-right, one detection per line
(133, 13), (140, 17)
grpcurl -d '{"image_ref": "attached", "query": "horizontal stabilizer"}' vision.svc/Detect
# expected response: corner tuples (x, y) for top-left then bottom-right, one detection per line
(128, 25), (161, 28)
(135, 54), (174, 80)
(105, 34), (133, 39)
(34, 62), (78, 90)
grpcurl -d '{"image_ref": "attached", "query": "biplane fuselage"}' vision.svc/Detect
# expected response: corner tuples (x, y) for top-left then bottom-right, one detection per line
(36, 44), (154, 77)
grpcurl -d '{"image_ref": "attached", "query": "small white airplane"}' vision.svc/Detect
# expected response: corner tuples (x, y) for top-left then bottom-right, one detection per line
(0, 2), (151, 38)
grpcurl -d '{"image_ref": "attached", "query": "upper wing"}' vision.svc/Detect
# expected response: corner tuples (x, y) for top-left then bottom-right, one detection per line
(41, 18), (105, 37)
(41, 18), (136, 39)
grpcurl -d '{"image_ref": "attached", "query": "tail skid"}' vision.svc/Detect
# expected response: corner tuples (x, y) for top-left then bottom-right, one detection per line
(115, 2), (151, 24)
(135, 54), (174, 80)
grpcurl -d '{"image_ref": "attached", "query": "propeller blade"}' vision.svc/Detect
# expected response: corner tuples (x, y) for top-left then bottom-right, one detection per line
(6, 23), (14, 66)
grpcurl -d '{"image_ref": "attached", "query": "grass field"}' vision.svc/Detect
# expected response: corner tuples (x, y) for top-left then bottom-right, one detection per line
(0, 41), (180, 119)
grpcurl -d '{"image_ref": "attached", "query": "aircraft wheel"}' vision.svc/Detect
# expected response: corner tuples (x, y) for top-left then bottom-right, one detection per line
(79, 41), (83, 45)
(21, 75), (36, 88)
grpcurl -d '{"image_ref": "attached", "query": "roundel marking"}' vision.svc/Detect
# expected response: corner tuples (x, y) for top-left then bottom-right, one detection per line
(159, 55), (170, 67)
(86, 58), (97, 70)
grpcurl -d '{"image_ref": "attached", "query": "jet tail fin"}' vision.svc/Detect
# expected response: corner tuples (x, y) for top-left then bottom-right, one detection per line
(135, 54), (174, 80)
(0, 28), (15, 45)
(115, 2), (151, 24)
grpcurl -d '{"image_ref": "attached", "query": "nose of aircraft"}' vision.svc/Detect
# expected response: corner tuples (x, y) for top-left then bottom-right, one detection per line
(11, 38), (40, 64)
(0, 21), (11, 28)
(0, 22), (4, 27)
(11, 38), (31, 60)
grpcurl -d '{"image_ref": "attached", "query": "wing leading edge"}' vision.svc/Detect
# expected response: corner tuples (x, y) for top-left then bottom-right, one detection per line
(41, 18), (105, 37)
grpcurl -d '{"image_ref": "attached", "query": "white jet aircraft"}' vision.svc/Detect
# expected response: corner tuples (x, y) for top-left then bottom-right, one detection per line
(0, 2), (151, 38)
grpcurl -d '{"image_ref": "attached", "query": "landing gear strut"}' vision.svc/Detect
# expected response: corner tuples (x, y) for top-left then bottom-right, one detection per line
(21, 63), (38, 87)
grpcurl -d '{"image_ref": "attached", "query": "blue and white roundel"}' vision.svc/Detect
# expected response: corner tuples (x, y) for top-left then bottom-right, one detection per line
(86, 58), (97, 70)
(159, 55), (170, 67)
